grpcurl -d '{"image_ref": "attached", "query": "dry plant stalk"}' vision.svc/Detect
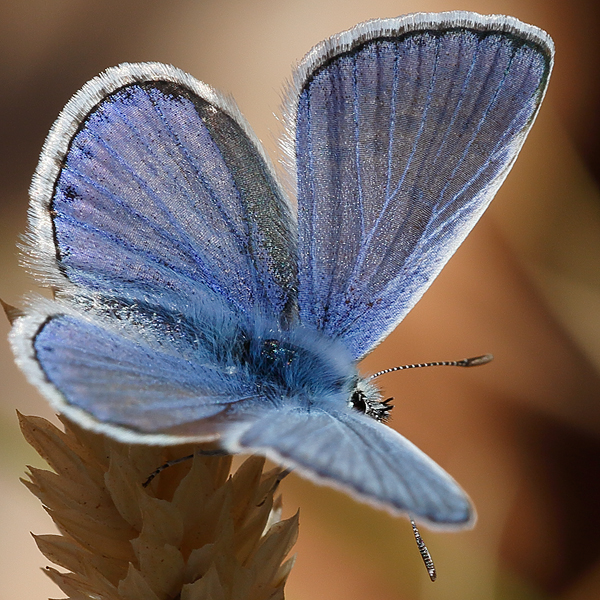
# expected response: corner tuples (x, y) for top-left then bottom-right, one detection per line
(19, 412), (298, 600)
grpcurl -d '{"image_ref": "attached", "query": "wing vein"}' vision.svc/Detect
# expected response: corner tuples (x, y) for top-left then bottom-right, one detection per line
(353, 54), (366, 239)
(347, 36), (442, 290)
(433, 41), (515, 218)
(147, 92), (260, 301)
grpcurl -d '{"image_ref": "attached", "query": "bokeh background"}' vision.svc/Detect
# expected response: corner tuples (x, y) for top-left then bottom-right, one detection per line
(2, 1), (600, 598)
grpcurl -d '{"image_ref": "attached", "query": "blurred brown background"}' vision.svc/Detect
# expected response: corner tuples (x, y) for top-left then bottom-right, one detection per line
(2, 1), (600, 598)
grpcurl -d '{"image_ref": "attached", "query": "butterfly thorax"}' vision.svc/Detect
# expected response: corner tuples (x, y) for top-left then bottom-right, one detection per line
(234, 324), (390, 422)
(234, 325), (355, 404)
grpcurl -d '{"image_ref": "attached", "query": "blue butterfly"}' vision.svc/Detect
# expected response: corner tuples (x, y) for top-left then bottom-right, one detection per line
(9, 11), (553, 529)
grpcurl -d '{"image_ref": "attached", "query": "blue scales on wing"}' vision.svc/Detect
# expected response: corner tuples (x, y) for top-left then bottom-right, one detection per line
(30, 294), (264, 436)
(28, 292), (360, 441)
(46, 72), (297, 321)
(232, 406), (472, 526)
(294, 26), (552, 359)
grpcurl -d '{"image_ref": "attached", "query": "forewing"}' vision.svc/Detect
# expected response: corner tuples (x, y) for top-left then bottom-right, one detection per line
(28, 62), (297, 321)
(227, 407), (472, 527)
(287, 12), (553, 359)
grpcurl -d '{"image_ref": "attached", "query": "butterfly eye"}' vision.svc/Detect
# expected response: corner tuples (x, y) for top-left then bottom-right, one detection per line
(350, 388), (394, 422)
(350, 389), (368, 414)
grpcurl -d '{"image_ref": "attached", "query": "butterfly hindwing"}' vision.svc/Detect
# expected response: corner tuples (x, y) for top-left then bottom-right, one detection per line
(290, 13), (553, 359)
(12, 294), (266, 442)
(227, 406), (472, 527)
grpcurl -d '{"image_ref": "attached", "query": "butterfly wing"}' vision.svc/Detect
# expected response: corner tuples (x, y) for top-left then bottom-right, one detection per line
(28, 62), (297, 321)
(13, 63), (299, 437)
(11, 293), (267, 443)
(225, 406), (472, 527)
(288, 12), (553, 359)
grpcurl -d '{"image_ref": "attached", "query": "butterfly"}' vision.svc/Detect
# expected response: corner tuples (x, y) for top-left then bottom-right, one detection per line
(9, 11), (553, 529)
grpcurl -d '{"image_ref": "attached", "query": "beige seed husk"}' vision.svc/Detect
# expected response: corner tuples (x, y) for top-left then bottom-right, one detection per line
(19, 412), (298, 600)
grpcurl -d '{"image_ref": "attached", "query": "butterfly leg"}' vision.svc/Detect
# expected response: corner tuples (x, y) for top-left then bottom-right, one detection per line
(142, 449), (228, 487)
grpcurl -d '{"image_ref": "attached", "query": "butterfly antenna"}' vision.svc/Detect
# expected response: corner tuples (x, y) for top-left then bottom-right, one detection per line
(410, 518), (436, 582)
(367, 354), (493, 381)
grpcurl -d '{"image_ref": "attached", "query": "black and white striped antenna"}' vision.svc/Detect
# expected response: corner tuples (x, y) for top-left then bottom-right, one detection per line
(368, 354), (493, 381)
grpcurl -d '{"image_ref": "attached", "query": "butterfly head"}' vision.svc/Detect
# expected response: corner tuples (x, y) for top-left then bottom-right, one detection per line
(349, 378), (394, 423)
